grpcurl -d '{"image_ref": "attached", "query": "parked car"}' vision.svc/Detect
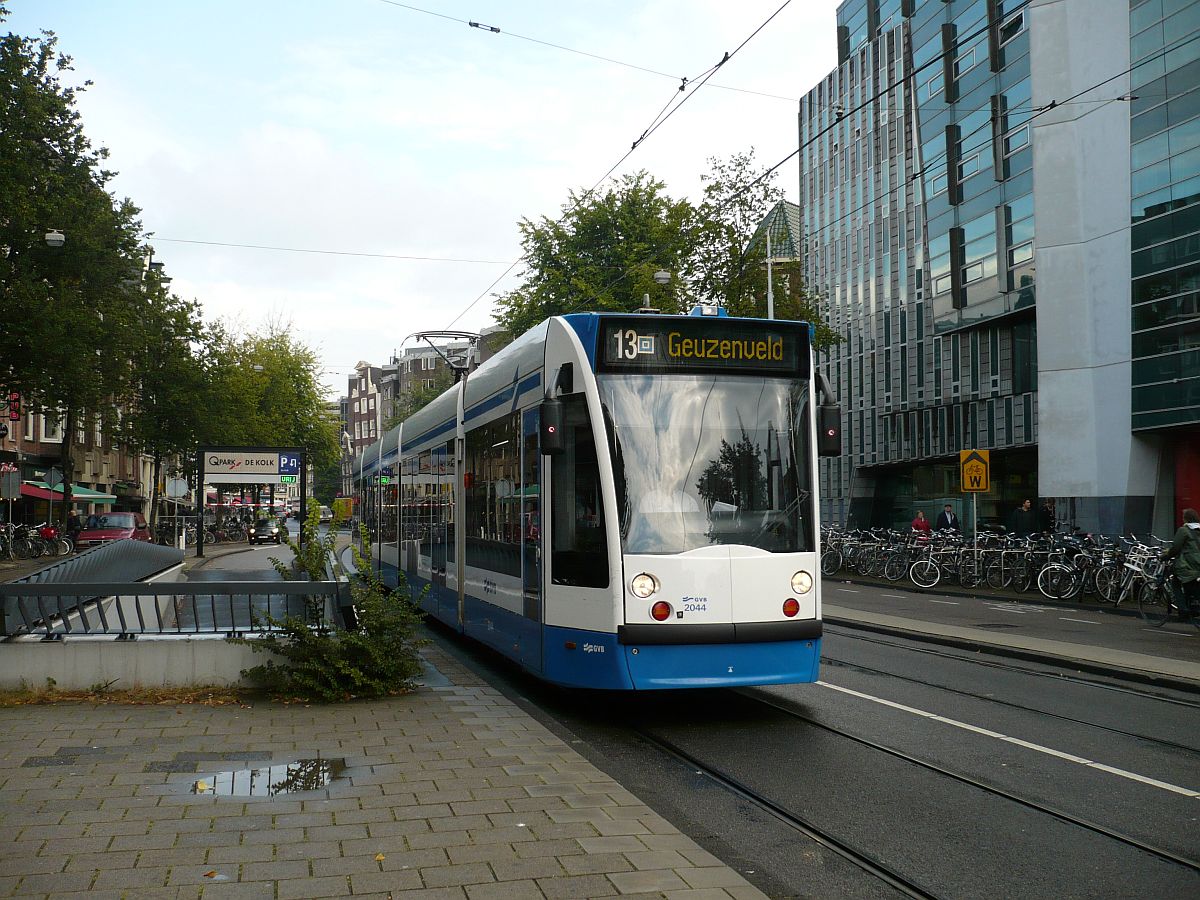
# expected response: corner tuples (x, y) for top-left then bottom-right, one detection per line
(74, 512), (153, 548)
(248, 518), (282, 545)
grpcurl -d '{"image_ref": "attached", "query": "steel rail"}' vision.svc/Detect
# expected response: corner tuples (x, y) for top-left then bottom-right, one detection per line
(819, 655), (1200, 755)
(631, 726), (945, 900)
(824, 624), (1200, 710)
(741, 690), (1200, 875)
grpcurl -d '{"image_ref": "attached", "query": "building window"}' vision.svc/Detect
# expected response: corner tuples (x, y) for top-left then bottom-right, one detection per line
(41, 412), (63, 443)
(94, 414), (103, 447)
(999, 11), (1026, 47)
(24, 413), (34, 442)
(1012, 321), (1038, 394)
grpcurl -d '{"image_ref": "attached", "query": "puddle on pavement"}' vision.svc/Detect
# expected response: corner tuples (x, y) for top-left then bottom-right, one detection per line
(190, 758), (345, 797)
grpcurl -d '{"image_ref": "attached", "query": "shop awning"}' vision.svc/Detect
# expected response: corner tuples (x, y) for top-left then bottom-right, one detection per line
(21, 481), (118, 504)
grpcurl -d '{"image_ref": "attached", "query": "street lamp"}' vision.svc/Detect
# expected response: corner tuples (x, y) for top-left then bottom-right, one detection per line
(44, 229), (65, 248)
(639, 270), (670, 313)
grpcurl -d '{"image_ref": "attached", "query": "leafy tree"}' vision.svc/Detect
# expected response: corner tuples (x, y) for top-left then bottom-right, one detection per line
(0, 9), (148, 516)
(200, 321), (340, 508)
(492, 155), (838, 346)
(690, 151), (839, 347)
(117, 278), (208, 530)
(493, 171), (694, 336)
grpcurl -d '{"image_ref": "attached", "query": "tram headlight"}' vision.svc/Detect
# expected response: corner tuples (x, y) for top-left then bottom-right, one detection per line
(790, 570), (813, 594)
(630, 573), (658, 599)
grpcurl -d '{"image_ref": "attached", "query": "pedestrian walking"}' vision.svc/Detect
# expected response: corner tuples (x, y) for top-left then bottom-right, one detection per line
(1008, 499), (1036, 536)
(65, 509), (82, 542)
(911, 510), (932, 533)
(1161, 508), (1200, 621)
(935, 504), (959, 532)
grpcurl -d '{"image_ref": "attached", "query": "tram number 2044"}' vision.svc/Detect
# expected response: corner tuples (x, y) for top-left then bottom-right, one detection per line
(682, 597), (707, 613)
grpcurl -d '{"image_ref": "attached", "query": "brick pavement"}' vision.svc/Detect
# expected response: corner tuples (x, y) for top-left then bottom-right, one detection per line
(0, 645), (767, 899)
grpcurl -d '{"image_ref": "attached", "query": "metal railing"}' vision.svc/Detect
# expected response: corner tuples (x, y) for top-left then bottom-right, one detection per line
(0, 581), (342, 639)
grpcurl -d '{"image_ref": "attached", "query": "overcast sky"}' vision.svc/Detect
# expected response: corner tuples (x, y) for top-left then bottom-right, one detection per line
(8, 0), (839, 396)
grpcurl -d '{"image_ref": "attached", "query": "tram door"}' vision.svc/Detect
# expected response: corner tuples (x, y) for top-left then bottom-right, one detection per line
(519, 409), (543, 671)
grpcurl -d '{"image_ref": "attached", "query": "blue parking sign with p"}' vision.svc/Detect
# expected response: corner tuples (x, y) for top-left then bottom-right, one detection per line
(278, 453), (300, 475)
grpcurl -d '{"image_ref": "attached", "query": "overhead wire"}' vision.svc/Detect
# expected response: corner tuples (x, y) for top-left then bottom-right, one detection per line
(373, 0), (801, 103)
(151, 237), (508, 264)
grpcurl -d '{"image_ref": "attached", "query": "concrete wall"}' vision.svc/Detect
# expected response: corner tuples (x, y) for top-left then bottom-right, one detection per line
(1030, 0), (1155, 533)
(0, 639), (272, 690)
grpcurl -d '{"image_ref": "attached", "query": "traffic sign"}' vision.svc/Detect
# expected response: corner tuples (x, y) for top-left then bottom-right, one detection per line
(959, 450), (990, 492)
(1, 472), (20, 500)
(44, 467), (63, 489)
(165, 477), (189, 499)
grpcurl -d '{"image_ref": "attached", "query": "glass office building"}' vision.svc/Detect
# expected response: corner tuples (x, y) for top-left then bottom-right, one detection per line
(800, 0), (1199, 533)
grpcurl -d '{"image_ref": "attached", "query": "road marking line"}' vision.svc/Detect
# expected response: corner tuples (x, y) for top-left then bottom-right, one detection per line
(817, 680), (1200, 799)
(1142, 628), (1197, 638)
(836, 588), (859, 593)
(881, 593), (906, 599)
(927, 599), (959, 605)
(1058, 617), (1101, 625)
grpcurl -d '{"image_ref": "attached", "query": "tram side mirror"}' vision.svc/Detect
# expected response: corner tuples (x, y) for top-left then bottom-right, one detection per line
(540, 399), (565, 456)
(817, 404), (842, 457)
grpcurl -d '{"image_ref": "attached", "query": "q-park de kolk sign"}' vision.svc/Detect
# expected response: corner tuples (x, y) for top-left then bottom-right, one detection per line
(204, 450), (301, 484)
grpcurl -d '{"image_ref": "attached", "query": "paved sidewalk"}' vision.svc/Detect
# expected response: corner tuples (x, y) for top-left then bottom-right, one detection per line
(0, 644), (766, 899)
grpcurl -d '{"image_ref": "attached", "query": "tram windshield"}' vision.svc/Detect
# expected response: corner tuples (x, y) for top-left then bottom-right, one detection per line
(598, 373), (813, 555)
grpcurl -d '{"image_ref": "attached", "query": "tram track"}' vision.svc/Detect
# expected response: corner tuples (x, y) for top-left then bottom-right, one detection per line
(736, 688), (1200, 876)
(630, 725), (946, 900)
(819, 654), (1200, 755)
(824, 623), (1200, 708)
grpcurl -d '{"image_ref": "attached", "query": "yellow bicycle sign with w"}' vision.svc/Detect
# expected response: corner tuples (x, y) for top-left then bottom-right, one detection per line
(959, 450), (990, 492)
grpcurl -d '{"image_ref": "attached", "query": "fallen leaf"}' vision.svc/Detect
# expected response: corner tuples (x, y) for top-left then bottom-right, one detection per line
(194, 780), (209, 792)
(374, 853), (386, 862)
(203, 871), (218, 878)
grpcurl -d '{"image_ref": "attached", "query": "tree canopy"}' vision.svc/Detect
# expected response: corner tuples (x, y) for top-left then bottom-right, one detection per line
(493, 152), (838, 347)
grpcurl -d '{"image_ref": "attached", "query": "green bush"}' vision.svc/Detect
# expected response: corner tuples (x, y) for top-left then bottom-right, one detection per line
(234, 507), (427, 702)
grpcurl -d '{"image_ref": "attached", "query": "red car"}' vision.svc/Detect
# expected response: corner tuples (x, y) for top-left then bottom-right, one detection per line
(74, 512), (153, 547)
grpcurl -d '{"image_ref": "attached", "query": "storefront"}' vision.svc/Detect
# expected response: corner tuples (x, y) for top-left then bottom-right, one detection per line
(18, 481), (118, 522)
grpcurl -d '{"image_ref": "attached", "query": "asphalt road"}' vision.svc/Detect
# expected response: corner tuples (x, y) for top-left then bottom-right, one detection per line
(193, 553), (1200, 899)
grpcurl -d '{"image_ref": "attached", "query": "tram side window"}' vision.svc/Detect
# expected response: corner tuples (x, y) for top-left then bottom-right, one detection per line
(440, 441), (456, 565)
(399, 455), (419, 574)
(464, 412), (523, 577)
(550, 396), (609, 588)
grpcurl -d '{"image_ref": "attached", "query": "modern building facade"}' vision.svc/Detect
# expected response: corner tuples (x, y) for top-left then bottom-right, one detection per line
(800, 0), (1199, 534)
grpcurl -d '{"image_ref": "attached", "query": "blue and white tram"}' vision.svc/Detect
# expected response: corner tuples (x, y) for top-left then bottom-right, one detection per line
(356, 308), (840, 690)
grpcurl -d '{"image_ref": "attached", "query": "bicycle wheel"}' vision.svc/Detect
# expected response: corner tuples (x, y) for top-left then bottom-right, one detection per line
(957, 554), (983, 588)
(820, 548), (842, 576)
(1093, 566), (1119, 603)
(883, 553), (909, 582)
(1137, 579), (1170, 626)
(909, 559), (941, 589)
(1037, 564), (1077, 601)
(985, 560), (1010, 591)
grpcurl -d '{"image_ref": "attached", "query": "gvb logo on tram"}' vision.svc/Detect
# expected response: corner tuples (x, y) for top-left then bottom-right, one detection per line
(354, 309), (841, 690)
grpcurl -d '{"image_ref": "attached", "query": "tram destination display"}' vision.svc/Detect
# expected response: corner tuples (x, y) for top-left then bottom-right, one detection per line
(598, 317), (809, 376)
